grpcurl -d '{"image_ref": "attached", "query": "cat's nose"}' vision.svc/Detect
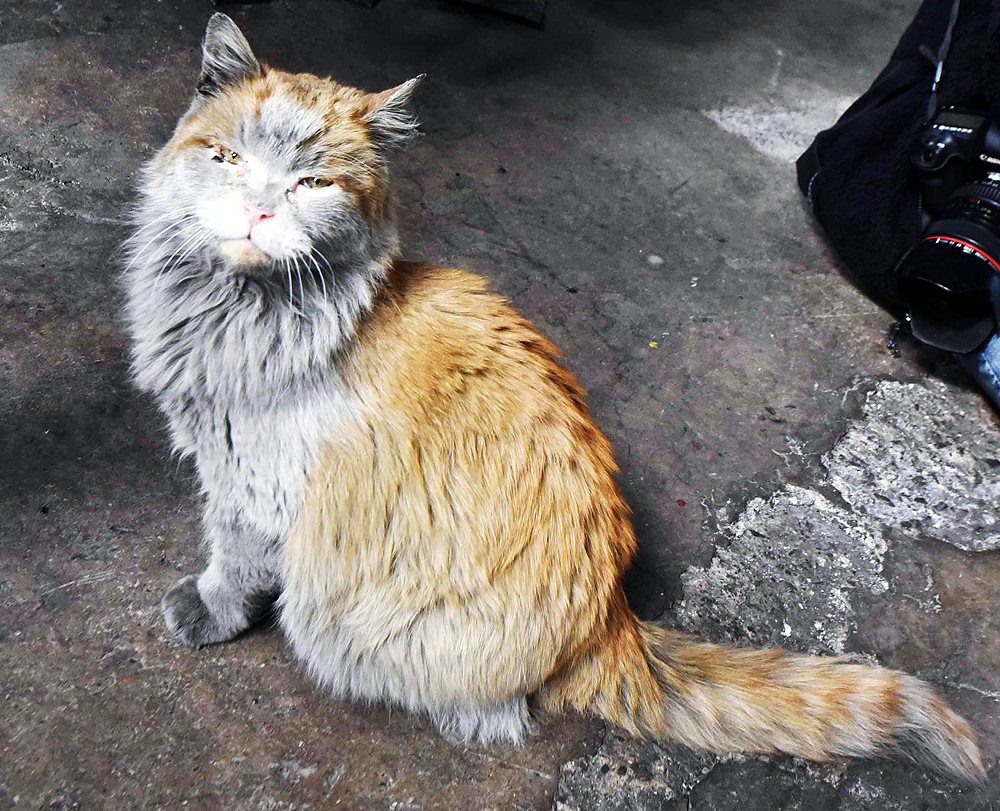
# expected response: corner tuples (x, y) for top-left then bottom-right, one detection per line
(246, 205), (274, 232)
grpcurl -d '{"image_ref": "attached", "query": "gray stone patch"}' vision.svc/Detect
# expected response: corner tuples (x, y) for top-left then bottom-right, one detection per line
(823, 378), (1000, 552)
(675, 485), (889, 654)
(553, 730), (717, 811)
(271, 759), (318, 784)
(324, 763), (346, 793)
(675, 377), (1000, 659)
(681, 755), (976, 811)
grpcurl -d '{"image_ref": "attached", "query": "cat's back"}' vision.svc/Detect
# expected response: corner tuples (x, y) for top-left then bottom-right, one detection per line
(346, 261), (601, 449)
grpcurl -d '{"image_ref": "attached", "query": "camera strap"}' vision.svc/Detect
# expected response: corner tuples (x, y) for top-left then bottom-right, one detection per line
(925, 0), (963, 122)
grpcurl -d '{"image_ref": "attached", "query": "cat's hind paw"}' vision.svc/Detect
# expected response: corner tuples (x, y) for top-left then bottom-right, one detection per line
(433, 697), (536, 746)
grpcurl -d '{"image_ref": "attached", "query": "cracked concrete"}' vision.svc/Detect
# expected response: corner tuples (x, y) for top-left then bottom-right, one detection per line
(676, 484), (890, 655)
(2, 0), (999, 809)
(825, 379), (1000, 553)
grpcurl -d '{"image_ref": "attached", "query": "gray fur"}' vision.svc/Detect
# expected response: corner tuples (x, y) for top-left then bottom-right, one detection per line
(125, 18), (520, 745)
(125, 18), (397, 648)
(432, 699), (536, 746)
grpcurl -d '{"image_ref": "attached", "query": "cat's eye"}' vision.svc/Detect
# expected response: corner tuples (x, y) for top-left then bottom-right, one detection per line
(299, 177), (334, 189)
(212, 146), (242, 165)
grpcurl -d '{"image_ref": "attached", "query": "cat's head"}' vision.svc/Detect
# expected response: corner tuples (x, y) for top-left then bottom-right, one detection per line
(138, 13), (422, 278)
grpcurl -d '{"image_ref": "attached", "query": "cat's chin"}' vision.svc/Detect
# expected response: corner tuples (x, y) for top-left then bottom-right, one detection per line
(218, 238), (272, 270)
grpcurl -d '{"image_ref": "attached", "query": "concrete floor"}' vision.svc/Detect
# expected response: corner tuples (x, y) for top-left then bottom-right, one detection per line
(1, 0), (998, 808)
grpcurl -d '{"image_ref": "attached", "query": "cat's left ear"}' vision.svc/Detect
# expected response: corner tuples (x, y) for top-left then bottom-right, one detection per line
(363, 75), (426, 149)
(197, 13), (262, 96)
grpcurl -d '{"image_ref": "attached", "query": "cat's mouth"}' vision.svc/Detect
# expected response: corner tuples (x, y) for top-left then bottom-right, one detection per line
(218, 238), (272, 269)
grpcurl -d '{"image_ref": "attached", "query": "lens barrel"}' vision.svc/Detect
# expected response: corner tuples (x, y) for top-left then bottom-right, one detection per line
(897, 181), (1000, 352)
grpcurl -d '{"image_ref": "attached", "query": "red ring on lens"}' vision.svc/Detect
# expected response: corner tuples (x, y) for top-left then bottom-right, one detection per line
(922, 235), (1000, 275)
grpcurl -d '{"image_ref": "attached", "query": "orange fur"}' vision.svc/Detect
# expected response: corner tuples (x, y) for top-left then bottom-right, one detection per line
(283, 263), (986, 781)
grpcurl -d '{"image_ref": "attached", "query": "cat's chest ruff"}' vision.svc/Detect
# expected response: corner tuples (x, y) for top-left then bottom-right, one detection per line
(191, 383), (358, 536)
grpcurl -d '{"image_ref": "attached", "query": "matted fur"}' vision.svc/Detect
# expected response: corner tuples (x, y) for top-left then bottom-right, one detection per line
(125, 14), (986, 783)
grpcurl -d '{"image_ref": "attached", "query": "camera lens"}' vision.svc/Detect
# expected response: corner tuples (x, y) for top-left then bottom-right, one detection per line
(941, 181), (1000, 231)
(897, 181), (1000, 352)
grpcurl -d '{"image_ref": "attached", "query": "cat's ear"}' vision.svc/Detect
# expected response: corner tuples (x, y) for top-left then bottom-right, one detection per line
(196, 13), (262, 97)
(362, 75), (426, 149)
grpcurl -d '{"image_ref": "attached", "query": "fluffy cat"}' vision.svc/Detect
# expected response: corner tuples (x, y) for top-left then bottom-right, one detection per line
(124, 13), (986, 781)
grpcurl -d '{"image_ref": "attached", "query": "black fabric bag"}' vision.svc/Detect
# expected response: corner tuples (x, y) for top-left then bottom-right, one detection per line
(796, 0), (1000, 315)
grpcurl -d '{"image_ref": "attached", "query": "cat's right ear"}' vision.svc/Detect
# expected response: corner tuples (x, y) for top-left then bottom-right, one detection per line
(196, 13), (261, 97)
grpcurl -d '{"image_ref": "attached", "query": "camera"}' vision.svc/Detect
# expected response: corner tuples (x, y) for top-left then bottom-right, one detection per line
(897, 107), (1000, 352)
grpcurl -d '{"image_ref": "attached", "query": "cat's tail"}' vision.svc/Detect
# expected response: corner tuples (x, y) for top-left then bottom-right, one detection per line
(537, 596), (986, 782)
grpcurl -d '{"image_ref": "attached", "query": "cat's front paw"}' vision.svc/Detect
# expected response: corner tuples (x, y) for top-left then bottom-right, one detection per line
(161, 575), (223, 648)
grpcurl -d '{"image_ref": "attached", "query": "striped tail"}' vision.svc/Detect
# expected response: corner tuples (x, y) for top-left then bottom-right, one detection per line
(539, 597), (986, 782)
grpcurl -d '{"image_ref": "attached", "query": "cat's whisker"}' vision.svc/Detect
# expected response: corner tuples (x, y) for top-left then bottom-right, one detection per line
(125, 209), (199, 251)
(300, 254), (322, 305)
(281, 257), (290, 303)
(133, 217), (202, 274)
(169, 232), (212, 274)
(124, 210), (186, 246)
(125, 215), (200, 271)
(161, 220), (206, 257)
(126, 208), (198, 242)
(153, 225), (210, 290)
(283, 257), (302, 315)
(312, 249), (335, 277)
(154, 237), (211, 294)
(293, 256), (306, 311)
(306, 249), (329, 304)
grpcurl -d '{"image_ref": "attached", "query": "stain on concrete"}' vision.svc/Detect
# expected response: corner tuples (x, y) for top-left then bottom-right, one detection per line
(703, 87), (857, 164)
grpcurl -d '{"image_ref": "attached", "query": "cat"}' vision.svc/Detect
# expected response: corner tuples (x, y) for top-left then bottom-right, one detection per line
(124, 13), (986, 782)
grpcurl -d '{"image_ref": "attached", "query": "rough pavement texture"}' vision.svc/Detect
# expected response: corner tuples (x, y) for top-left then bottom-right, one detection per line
(1, 0), (998, 809)
(825, 379), (1000, 553)
(676, 483), (891, 656)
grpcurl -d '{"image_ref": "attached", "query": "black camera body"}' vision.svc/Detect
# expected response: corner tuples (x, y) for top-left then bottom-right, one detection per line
(898, 107), (1000, 351)
(913, 108), (1000, 215)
